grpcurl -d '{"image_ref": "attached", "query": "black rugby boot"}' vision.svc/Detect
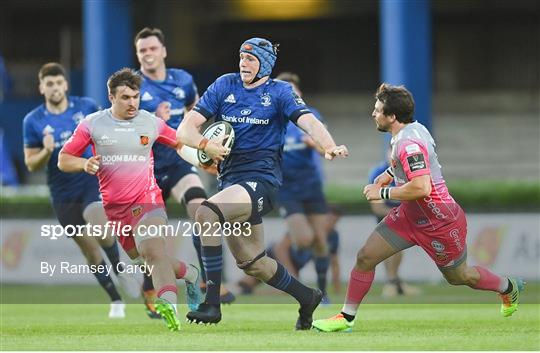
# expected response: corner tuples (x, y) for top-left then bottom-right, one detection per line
(186, 302), (222, 324)
(295, 288), (323, 330)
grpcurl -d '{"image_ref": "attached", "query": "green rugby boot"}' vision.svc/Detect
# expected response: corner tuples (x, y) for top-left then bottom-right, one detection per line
(499, 278), (525, 317)
(155, 298), (180, 331)
(312, 313), (354, 332)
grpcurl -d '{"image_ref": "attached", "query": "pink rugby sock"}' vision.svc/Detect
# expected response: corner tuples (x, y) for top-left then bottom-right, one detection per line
(341, 269), (375, 316)
(473, 266), (505, 292)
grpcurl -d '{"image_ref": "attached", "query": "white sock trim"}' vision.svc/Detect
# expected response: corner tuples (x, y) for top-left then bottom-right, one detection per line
(341, 305), (358, 317)
(499, 277), (510, 293)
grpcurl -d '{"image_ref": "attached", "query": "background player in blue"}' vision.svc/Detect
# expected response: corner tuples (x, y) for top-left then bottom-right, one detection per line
(274, 71), (331, 302)
(22, 63), (140, 318)
(233, 72), (341, 302)
(134, 27), (235, 312)
(367, 149), (421, 298)
(178, 37), (348, 329)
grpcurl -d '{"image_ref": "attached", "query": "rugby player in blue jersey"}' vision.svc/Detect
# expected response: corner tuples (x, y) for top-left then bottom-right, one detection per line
(178, 38), (348, 329)
(22, 63), (140, 318)
(134, 28), (235, 315)
(273, 72), (333, 303)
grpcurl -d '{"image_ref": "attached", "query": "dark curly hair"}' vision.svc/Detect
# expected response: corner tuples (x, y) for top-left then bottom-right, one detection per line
(375, 83), (415, 123)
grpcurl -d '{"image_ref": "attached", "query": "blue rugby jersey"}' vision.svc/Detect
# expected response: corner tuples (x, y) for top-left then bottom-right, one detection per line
(22, 96), (99, 201)
(194, 73), (311, 187)
(280, 106), (324, 197)
(139, 68), (198, 173)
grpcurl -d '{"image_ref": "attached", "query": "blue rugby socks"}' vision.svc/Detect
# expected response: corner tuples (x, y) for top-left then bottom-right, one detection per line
(201, 245), (223, 306)
(315, 256), (330, 295)
(266, 262), (313, 304)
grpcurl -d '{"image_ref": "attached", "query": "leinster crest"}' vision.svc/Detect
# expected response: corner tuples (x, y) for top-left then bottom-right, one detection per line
(173, 87), (185, 100)
(260, 93), (272, 107)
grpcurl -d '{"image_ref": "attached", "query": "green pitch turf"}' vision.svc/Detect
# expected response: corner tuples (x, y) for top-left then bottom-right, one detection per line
(1, 284), (539, 351)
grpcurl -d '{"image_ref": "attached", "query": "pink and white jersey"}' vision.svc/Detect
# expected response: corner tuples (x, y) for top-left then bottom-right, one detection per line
(390, 121), (461, 229)
(61, 109), (178, 211)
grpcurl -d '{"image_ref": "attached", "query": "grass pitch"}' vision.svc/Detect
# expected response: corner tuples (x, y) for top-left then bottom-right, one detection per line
(1, 283), (539, 351)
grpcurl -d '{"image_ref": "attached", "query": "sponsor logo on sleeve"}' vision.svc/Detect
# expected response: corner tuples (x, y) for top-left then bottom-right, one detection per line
(407, 153), (426, 172)
(292, 92), (305, 106)
(405, 143), (421, 155)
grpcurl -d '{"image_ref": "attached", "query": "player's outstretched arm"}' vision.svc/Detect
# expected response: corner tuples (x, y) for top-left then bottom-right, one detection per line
(302, 135), (325, 156)
(296, 113), (348, 160)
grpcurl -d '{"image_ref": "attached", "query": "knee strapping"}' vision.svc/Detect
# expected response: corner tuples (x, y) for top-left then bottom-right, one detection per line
(237, 251), (266, 270)
(183, 187), (207, 205)
(200, 200), (226, 224)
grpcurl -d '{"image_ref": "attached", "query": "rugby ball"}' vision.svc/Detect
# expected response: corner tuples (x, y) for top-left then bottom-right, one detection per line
(197, 121), (235, 166)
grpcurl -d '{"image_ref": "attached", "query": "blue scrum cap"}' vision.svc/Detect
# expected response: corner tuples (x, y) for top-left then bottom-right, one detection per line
(239, 37), (278, 79)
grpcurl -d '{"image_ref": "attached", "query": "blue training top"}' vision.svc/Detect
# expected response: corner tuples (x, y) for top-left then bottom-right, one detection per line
(139, 68), (198, 174)
(194, 73), (311, 188)
(22, 96), (99, 202)
(280, 106), (324, 197)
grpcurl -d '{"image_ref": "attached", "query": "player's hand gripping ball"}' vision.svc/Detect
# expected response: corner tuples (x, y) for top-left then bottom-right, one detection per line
(198, 121), (235, 165)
